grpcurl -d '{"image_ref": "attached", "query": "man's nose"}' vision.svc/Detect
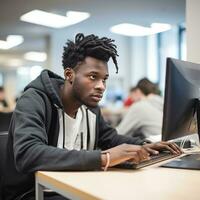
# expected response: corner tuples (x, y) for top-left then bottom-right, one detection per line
(95, 80), (106, 91)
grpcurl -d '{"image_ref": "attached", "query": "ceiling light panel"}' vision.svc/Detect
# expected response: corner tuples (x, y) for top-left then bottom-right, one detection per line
(20, 10), (90, 28)
(0, 35), (24, 50)
(110, 23), (171, 37)
(24, 51), (47, 62)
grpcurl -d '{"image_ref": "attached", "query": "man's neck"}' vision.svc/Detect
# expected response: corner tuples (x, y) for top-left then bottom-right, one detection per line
(60, 84), (82, 118)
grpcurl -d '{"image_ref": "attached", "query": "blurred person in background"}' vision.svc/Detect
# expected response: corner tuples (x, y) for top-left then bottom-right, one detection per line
(123, 86), (137, 107)
(0, 86), (9, 111)
(116, 78), (163, 142)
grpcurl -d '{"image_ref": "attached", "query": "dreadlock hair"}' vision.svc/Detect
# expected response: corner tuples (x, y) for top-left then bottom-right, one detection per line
(62, 33), (119, 73)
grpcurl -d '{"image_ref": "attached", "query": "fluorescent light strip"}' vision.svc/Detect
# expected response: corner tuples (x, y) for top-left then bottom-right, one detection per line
(20, 10), (90, 28)
(24, 52), (47, 62)
(110, 23), (171, 37)
(0, 35), (24, 50)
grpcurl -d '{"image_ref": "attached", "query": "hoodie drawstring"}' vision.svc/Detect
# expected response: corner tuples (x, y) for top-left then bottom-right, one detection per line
(62, 111), (65, 149)
(62, 109), (90, 150)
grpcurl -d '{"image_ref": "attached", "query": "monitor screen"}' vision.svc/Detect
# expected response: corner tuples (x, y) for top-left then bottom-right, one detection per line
(162, 58), (200, 141)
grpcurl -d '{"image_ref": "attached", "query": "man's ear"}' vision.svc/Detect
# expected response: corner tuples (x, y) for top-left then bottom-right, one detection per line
(64, 68), (74, 84)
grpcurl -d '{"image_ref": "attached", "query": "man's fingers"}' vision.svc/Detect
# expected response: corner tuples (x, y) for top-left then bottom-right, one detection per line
(131, 152), (141, 164)
(138, 148), (150, 160)
(144, 147), (159, 155)
(127, 145), (150, 161)
(126, 149), (150, 163)
(146, 141), (183, 154)
(157, 141), (180, 153)
(167, 142), (183, 154)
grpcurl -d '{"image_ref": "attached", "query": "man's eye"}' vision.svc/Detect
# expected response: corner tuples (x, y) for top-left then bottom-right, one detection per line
(89, 75), (96, 80)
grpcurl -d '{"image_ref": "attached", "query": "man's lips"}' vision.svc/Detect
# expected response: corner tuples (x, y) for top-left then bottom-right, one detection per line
(90, 94), (103, 102)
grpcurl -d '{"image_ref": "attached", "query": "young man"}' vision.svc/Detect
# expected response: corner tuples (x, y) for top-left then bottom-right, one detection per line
(1, 33), (181, 200)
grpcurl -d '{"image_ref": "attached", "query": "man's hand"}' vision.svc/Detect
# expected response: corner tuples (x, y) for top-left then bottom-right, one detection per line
(143, 141), (183, 155)
(101, 142), (182, 168)
(101, 143), (150, 167)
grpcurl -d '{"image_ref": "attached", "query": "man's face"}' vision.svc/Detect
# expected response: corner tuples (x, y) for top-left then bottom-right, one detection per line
(69, 57), (109, 107)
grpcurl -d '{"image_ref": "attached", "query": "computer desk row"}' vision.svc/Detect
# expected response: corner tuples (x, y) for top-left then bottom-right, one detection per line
(35, 155), (200, 200)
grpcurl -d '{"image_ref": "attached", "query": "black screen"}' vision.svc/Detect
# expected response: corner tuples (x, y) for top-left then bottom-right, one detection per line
(162, 58), (200, 141)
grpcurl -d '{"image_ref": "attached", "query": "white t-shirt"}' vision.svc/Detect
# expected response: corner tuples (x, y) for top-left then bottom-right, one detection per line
(57, 106), (88, 150)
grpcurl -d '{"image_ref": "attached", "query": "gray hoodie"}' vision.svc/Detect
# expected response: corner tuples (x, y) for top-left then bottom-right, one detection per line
(2, 70), (145, 200)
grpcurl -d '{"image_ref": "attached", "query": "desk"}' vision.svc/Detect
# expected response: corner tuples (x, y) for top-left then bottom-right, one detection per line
(35, 165), (200, 200)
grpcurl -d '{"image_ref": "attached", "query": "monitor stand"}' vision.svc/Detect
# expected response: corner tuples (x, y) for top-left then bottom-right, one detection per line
(161, 99), (200, 170)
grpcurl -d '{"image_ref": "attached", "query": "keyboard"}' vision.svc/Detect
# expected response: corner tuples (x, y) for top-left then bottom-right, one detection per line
(115, 151), (179, 169)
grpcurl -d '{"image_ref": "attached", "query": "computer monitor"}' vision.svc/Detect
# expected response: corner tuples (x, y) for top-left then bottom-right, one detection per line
(161, 58), (200, 170)
(162, 57), (200, 141)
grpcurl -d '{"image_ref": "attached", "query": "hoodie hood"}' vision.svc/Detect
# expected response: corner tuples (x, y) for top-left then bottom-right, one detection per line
(24, 69), (64, 108)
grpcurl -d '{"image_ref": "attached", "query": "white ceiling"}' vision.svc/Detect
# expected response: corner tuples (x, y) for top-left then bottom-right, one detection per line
(0, 0), (185, 70)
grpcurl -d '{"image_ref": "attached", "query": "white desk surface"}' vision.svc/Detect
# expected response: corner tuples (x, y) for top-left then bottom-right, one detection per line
(36, 164), (200, 200)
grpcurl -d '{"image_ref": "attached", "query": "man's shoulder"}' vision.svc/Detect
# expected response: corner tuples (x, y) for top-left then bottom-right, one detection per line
(19, 88), (49, 101)
(16, 88), (53, 112)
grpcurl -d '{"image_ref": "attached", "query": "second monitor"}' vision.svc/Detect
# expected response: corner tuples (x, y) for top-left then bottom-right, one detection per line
(162, 57), (200, 142)
(161, 57), (200, 170)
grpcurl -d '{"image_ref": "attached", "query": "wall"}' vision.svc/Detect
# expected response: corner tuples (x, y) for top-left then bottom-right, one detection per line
(186, 0), (200, 63)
